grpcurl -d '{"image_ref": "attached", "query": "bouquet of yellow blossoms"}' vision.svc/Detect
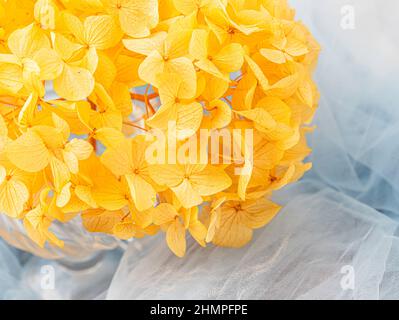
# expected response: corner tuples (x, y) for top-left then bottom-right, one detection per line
(0, 0), (319, 257)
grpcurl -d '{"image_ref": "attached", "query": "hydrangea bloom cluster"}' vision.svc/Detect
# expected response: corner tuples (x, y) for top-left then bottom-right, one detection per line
(0, 0), (319, 257)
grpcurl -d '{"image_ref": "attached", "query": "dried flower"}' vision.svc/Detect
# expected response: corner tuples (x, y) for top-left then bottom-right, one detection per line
(0, 0), (319, 257)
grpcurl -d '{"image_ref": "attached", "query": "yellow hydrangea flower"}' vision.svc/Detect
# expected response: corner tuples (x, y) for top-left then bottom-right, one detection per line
(0, 0), (319, 257)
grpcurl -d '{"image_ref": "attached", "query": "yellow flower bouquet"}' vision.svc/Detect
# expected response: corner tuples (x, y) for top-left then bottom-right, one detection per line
(0, 0), (319, 257)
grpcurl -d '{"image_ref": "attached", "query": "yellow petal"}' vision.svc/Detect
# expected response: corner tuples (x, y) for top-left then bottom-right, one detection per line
(94, 127), (125, 148)
(205, 207), (222, 243)
(190, 165), (232, 196)
(125, 173), (156, 212)
(137, 50), (164, 86)
(163, 58), (197, 99)
(149, 164), (185, 187)
(189, 29), (208, 60)
(34, 0), (58, 30)
(0, 177), (29, 218)
(214, 43), (244, 73)
(204, 99), (232, 129)
(82, 209), (124, 233)
(201, 74), (229, 101)
(123, 32), (166, 56)
(110, 82), (133, 116)
(195, 58), (226, 80)
(32, 125), (65, 150)
(92, 176), (128, 211)
(145, 102), (176, 130)
(94, 52), (116, 89)
(22, 58), (44, 96)
(8, 24), (50, 58)
(56, 182), (72, 208)
(63, 150), (78, 174)
(0, 63), (23, 94)
(212, 208), (253, 248)
(152, 203), (178, 225)
(166, 219), (186, 257)
(23, 208), (46, 247)
(113, 221), (145, 240)
(51, 109), (74, 139)
(296, 79), (314, 108)
(108, 0), (159, 38)
(140, 55), (197, 99)
(59, 189), (87, 212)
(101, 139), (131, 176)
(256, 97), (292, 124)
(90, 109), (122, 131)
(189, 220), (207, 247)
(75, 185), (98, 208)
(33, 48), (63, 80)
(244, 54), (269, 91)
(53, 64), (95, 101)
(267, 73), (299, 99)
(285, 39), (309, 57)
(164, 29), (192, 59)
(171, 178), (203, 209)
(231, 74), (257, 111)
(235, 108), (276, 130)
(62, 12), (85, 43)
(6, 130), (50, 172)
(24, 207), (64, 248)
(18, 92), (38, 129)
(49, 156), (70, 190)
(66, 138), (93, 160)
(175, 102), (203, 140)
(237, 162), (253, 200)
(173, 0), (210, 15)
(0, 167), (5, 184)
(52, 33), (84, 62)
(83, 15), (122, 49)
(241, 198), (281, 229)
(260, 48), (287, 64)
(0, 114), (7, 139)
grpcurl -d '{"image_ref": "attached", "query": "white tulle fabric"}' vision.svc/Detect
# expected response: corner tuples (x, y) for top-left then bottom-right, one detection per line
(107, 182), (399, 299)
(2, 0), (399, 299)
